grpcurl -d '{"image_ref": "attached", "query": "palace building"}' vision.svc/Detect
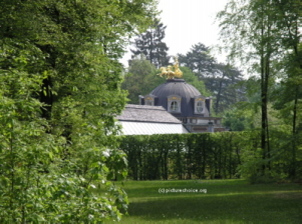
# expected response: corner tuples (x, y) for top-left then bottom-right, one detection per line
(139, 78), (224, 133)
(117, 58), (225, 135)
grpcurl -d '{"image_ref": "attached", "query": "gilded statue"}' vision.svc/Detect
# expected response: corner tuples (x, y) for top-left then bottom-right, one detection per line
(158, 57), (183, 79)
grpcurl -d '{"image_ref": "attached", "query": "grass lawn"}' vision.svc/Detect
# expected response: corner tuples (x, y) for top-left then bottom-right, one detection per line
(106, 179), (302, 224)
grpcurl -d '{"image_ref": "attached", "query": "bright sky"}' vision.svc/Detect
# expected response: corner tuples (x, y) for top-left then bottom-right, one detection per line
(157, 0), (229, 60)
(122, 0), (230, 66)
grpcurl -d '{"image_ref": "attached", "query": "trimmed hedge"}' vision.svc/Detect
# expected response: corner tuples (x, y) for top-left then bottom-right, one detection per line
(119, 132), (254, 180)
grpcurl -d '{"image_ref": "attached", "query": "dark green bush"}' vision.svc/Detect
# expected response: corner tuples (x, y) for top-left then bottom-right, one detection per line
(119, 131), (302, 182)
(119, 132), (246, 180)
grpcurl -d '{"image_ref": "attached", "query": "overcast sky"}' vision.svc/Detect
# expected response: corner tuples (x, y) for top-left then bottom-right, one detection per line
(157, 0), (229, 59)
(122, 0), (230, 66)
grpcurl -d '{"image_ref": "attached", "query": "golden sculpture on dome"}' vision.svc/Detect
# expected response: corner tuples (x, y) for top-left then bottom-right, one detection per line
(158, 57), (183, 79)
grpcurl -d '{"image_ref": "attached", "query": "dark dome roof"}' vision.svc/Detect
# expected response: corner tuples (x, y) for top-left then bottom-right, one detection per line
(150, 79), (202, 117)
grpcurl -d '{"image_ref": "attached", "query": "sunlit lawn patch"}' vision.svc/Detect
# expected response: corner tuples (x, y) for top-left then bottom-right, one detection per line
(106, 179), (302, 224)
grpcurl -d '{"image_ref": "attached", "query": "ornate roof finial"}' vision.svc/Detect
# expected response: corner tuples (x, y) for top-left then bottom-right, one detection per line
(158, 56), (183, 79)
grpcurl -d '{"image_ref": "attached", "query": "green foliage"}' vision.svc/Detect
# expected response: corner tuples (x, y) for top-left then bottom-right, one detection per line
(223, 111), (247, 131)
(122, 56), (162, 103)
(120, 133), (245, 180)
(222, 98), (263, 131)
(119, 130), (302, 183)
(217, 0), (302, 180)
(178, 43), (215, 76)
(131, 19), (170, 68)
(222, 100), (302, 183)
(0, 0), (158, 222)
(0, 73), (129, 222)
(178, 43), (246, 114)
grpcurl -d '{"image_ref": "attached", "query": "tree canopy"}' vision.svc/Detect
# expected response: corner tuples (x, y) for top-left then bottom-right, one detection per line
(217, 0), (302, 180)
(0, 0), (158, 222)
(122, 55), (162, 103)
(178, 43), (246, 114)
(131, 19), (170, 68)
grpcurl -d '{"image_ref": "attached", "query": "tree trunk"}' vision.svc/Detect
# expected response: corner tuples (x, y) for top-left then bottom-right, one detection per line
(290, 86), (299, 179)
(40, 76), (53, 120)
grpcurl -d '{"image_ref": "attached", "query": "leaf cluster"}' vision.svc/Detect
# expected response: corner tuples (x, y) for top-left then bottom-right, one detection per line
(178, 43), (246, 114)
(0, 0), (158, 222)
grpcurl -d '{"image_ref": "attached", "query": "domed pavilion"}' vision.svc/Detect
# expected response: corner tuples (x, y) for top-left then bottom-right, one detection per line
(139, 60), (224, 133)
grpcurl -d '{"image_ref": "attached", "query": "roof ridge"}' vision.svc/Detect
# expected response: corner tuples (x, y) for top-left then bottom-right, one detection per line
(117, 104), (181, 124)
(125, 104), (165, 111)
(118, 120), (181, 124)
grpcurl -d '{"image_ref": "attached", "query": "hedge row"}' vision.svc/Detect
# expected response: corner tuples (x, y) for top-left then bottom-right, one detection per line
(119, 132), (257, 180)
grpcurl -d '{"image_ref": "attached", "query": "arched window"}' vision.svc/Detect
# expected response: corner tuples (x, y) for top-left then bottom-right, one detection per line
(170, 101), (178, 112)
(168, 95), (181, 113)
(194, 96), (205, 114)
(196, 101), (203, 113)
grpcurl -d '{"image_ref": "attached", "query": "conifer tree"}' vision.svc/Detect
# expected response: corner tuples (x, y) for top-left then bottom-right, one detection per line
(178, 43), (246, 114)
(131, 19), (170, 68)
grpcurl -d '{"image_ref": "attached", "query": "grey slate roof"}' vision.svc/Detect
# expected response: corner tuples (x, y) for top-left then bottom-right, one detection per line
(116, 104), (182, 124)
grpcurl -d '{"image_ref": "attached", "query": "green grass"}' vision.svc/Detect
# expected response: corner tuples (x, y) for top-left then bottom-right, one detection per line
(107, 179), (302, 224)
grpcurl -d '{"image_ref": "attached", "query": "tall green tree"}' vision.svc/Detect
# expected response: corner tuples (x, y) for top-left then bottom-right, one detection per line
(122, 55), (161, 103)
(131, 19), (170, 68)
(178, 43), (246, 114)
(270, 0), (302, 179)
(217, 0), (279, 172)
(208, 63), (246, 114)
(217, 0), (302, 179)
(0, 0), (157, 222)
(178, 43), (216, 77)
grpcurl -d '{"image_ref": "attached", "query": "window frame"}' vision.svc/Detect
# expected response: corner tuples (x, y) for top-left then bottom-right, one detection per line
(167, 95), (181, 113)
(196, 101), (203, 113)
(170, 101), (179, 112)
(194, 96), (205, 114)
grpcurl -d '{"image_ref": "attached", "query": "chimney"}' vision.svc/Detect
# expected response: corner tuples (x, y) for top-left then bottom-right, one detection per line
(139, 95), (145, 105)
